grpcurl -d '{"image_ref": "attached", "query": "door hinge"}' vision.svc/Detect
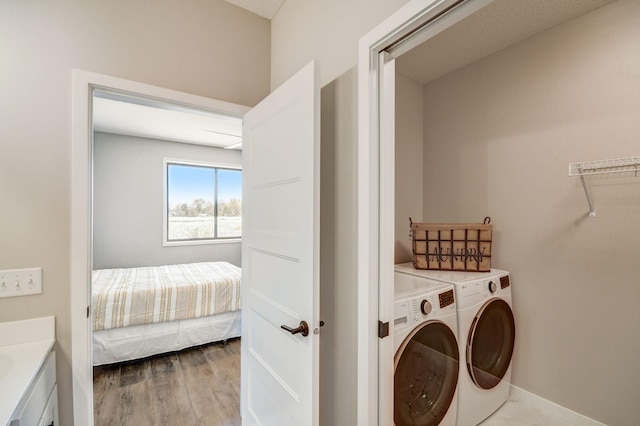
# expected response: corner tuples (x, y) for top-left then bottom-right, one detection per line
(378, 321), (389, 339)
(87, 305), (90, 318)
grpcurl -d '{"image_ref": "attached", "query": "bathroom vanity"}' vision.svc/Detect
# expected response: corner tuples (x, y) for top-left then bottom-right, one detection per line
(0, 317), (57, 426)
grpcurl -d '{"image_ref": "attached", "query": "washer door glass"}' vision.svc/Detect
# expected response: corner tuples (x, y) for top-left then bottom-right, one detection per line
(467, 299), (515, 390)
(395, 321), (459, 426)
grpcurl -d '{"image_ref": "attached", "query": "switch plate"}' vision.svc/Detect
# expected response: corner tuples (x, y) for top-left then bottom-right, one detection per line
(0, 267), (43, 298)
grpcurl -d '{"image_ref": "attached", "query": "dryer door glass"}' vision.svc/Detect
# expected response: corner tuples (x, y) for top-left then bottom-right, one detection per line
(394, 322), (459, 426)
(467, 299), (515, 389)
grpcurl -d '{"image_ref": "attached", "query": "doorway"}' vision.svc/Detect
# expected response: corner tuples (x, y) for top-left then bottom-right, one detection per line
(90, 92), (244, 424)
(71, 70), (249, 425)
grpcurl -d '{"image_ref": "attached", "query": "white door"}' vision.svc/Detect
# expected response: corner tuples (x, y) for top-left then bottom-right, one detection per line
(241, 61), (320, 426)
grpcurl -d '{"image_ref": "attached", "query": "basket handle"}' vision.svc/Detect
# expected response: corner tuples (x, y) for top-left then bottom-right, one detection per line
(411, 216), (491, 224)
(409, 217), (413, 240)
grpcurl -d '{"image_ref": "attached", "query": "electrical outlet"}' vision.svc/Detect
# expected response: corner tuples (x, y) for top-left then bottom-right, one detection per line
(0, 267), (42, 298)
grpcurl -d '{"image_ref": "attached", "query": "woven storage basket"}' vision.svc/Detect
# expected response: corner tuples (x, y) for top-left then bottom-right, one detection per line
(410, 217), (492, 272)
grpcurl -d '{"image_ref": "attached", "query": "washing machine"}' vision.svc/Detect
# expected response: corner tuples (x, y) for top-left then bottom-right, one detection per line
(395, 263), (515, 426)
(393, 270), (459, 426)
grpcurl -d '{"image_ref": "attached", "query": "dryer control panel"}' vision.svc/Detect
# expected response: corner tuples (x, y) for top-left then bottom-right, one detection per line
(456, 273), (511, 309)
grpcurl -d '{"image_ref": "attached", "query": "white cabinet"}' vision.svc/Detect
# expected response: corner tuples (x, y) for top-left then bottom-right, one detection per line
(9, 352), (58, 426)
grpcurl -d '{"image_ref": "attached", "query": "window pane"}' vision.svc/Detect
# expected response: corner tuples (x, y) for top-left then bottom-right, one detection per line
(217, 169), (242, 238)
(167, 164), (215, 240)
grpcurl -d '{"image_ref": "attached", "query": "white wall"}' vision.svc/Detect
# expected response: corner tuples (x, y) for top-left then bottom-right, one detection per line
(93, 133), (242, 269)
(271, 0), (410, 88)
(416, 1), (639, 424)
(0, 1), (269, 424)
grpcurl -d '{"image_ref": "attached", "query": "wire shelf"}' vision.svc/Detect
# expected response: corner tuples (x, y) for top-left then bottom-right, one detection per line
(568, 155), (640, 217)
(569, 156), (640, 177)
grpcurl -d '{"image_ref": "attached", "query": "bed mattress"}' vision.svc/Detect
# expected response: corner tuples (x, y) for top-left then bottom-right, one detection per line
(92, 261), (241, 331)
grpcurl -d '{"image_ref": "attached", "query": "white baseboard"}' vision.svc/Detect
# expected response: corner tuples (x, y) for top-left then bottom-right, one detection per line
(509, 385), (607, 426)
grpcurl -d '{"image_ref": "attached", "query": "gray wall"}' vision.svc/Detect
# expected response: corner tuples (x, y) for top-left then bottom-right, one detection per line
(415, 1), (638, 424)
(0, 1), (269, 424)
(93, 132), (242, 270)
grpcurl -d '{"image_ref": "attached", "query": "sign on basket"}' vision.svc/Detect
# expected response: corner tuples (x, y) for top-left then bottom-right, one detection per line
(410, 217), (493, 272)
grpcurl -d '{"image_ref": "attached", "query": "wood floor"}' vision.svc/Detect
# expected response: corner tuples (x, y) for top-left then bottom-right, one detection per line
(93, 338), (241, 426)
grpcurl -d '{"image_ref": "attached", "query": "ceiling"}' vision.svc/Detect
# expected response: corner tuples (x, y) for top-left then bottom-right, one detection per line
(92, 94), (243, 150)
(224, 0), (285, 19)
(396, 0), (617, 84)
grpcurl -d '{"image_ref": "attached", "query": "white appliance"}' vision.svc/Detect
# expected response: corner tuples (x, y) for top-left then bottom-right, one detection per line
(395, 263), (515, 426)
(393, 271), (459, 426)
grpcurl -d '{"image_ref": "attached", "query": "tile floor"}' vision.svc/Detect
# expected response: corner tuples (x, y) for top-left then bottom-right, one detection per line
(481, 397), (574, 426)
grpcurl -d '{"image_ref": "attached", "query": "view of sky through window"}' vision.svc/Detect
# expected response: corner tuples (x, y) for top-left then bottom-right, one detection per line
(168, 165), (241, 204)
(166, 163), (242, 241)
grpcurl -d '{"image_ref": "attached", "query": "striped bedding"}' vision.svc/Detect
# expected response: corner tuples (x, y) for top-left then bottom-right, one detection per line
(92, 261), (241, 331)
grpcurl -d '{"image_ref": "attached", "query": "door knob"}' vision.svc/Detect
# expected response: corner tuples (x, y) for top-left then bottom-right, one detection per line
(281, 320), (309, 337)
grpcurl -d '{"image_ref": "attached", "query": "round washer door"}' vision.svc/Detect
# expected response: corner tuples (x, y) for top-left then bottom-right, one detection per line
(394, 321), (459, 426)
(467, 298), (515, 390)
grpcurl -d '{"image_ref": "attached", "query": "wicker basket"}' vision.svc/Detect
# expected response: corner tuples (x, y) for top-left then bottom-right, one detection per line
(410, 217), (493, 272)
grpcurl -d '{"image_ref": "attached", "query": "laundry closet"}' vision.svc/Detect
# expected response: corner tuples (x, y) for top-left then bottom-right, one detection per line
(390, 0), (640, 425)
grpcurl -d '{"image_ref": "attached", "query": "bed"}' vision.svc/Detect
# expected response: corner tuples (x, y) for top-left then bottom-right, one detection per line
(92, 261), (241, 365)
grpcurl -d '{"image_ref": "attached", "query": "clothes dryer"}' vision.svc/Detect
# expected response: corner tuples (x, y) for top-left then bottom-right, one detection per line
(395, 264), (515, 426)
(393, 271), (459, 426)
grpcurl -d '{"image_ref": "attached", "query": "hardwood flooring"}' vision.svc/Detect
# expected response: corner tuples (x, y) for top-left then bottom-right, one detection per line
(93, 338), (241, 426)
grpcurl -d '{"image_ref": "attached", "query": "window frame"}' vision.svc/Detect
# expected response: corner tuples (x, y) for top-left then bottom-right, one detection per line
(162, 157), (242, 247)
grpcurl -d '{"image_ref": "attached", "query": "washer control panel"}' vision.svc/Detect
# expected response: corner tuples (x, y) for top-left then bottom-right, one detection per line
(394, 288), (456, 329)
(438, 289), (455, 308)
(420, 299), (432, 315)
(411, 297), (434, 321)
(500, 275), (510, 289)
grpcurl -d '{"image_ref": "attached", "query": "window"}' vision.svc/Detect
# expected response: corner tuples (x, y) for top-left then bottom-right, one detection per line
(164, 160), (241, 245)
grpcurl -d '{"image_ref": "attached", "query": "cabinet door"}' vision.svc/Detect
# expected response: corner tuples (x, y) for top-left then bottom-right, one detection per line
(39, 384), (59, 426)
(11, 352), (56, 426)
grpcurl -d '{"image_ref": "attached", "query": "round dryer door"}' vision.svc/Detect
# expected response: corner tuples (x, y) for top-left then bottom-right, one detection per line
(467, 299), (515, 390)
(394, 321), (459, 426)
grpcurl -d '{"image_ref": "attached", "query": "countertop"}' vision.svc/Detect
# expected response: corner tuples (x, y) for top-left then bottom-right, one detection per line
(0, 316), (55, 426)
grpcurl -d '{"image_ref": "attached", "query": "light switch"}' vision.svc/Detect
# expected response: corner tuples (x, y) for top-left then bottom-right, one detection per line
(0, 267), (42, 298)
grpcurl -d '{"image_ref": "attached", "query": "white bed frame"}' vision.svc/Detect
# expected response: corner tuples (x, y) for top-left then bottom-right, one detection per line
(93, 310), (241, 365)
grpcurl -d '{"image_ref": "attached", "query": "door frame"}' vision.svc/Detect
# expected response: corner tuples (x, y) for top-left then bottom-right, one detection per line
(357, 0), (495, 423)
(70, 69), (249, 425)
